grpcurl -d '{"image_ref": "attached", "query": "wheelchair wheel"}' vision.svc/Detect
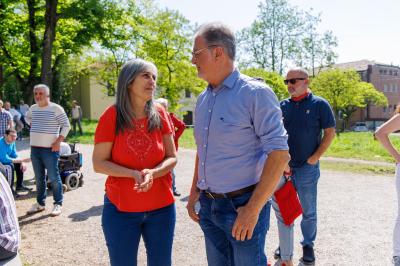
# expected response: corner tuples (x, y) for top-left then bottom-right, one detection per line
(65, 173), (80, 191)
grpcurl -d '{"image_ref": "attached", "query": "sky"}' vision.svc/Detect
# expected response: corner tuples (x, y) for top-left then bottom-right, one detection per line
(156, 0), (400, 65)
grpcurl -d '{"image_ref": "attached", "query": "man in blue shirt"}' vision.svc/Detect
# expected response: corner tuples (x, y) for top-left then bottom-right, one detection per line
(186, 22), (290, 266)
(273, 67), (336, 265)
(0, 129), (31, 195)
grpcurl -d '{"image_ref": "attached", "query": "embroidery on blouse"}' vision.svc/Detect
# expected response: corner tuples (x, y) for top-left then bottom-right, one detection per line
(125, 121), (153, 162)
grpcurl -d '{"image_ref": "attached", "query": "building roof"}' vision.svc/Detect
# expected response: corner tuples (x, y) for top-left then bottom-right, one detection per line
(333, 60), (376, 71)
(333, 59), (400, 71)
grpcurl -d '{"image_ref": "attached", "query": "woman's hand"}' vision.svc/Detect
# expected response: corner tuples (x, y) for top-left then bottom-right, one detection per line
(134, 169), (153, 192)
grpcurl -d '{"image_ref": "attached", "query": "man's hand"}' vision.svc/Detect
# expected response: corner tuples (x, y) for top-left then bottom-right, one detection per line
(186, 188), (200, 223)
(307, 155), (319, 165)
(20, 163), (27, 172)
(231, 205), (260, 241)
(51, 140), (61, 152)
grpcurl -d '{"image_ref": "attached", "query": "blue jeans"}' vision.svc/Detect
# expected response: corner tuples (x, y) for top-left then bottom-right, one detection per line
(31, 147), (62, 206)
(102, 195), (176, 266)
(171, 169), (177, 192)
(199, 191), (271, 266)
(274, 162), (320, 255)
(272, 176), (295, 261)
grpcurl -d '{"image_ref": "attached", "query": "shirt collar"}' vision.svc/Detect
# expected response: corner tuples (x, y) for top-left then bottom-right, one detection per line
(207, 69), (239, 92)
(290, 92), (313, 103)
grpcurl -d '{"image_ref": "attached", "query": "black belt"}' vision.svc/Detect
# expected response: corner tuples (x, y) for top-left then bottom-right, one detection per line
(202, 184), (256, 199)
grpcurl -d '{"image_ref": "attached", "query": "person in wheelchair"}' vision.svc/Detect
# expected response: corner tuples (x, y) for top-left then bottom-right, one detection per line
(0, 129), (31, 196)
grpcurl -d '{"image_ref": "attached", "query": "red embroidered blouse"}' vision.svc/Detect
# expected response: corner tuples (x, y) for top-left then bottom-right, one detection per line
(94, 105), (174, 212)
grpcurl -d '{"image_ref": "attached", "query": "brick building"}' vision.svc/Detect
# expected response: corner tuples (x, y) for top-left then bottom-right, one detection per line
(334, 60), (400, 129)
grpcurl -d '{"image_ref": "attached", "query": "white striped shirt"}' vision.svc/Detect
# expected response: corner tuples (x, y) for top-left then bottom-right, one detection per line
(25, 102), (71, 147)
(0, 173), (20, 253)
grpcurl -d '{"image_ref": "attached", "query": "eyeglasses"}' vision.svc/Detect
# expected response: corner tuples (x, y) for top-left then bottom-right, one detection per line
(191, 45), (219, 59)
(284, 78), (306, 85)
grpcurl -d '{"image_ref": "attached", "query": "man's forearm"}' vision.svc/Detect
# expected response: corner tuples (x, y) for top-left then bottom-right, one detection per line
(310, 127), (336, 160)
(246, 150), (290, 213)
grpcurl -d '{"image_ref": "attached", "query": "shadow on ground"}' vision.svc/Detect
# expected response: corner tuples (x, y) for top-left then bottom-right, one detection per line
(68, 205), (103, 222)
(18, 213), (52, 228)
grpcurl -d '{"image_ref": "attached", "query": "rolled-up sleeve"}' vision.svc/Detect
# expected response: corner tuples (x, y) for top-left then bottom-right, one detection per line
(251, 87), (288, 154)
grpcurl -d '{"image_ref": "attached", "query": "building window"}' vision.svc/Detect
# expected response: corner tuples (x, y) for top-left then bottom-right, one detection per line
(384, 70), (387, 74)
(395, 71), (398, 76)
(379, 69), (383, 74)
(185, 89), (191, 98)
(389, 70), (393, 75)
(384, 84), (388, 92)
(383, 106), (387, 113)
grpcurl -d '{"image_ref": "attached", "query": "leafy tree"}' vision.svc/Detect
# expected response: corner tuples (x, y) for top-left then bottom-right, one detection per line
(0, 0), (122, 104)
(311, 69), (387, 128)
(238, 0), (337, 75)
(241, 68), (288, 100)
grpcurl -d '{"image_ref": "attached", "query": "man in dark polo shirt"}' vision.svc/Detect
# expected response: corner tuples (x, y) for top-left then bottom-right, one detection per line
(273, 67), (336, 265)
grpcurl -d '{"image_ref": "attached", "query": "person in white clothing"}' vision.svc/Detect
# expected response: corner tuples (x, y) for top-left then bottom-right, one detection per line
(375, 106), (400, 266)
(25, 84), (70, 217)
(71, 100), (83, 136)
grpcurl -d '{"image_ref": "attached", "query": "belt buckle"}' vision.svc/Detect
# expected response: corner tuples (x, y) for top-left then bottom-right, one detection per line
(205, 191), (215, 200)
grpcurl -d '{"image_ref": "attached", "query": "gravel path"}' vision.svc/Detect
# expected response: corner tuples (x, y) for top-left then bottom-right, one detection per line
(14, 140), (396, 266)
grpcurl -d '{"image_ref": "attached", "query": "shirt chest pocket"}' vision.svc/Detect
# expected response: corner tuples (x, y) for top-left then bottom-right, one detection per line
(213, 117), (254, 141)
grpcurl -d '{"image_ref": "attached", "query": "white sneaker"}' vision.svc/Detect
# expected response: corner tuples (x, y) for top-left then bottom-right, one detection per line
(50, 204), (62, 217)
(27, 203), (45, 214)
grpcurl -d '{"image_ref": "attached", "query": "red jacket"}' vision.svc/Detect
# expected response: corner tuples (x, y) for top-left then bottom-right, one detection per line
(168, 112), (186, 151)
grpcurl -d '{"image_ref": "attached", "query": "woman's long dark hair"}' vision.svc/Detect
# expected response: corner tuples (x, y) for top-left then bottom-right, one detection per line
(115, 59), (161, 135)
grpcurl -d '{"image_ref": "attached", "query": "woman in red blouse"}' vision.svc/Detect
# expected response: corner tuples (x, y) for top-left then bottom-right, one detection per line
(92, 59), (177, 266)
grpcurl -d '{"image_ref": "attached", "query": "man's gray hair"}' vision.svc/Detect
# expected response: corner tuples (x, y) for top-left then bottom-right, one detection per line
(115, 58), (161, 135)
(287, 67), (309, 78)
(155, 98), (168, 110)
(195, 22), (236, 60)
(33, 84), (50, 96)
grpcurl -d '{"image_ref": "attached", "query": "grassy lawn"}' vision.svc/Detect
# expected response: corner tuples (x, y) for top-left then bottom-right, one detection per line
(65, 119), (97, 144)
(324, 131), (400, 163)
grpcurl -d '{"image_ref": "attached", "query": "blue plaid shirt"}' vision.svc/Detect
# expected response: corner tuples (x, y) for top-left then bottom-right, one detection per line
(0, 109), (11, 137)
(194, 70), (288, 193)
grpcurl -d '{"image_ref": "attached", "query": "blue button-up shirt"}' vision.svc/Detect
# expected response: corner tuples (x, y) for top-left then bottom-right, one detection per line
(194, 70), (288, 193)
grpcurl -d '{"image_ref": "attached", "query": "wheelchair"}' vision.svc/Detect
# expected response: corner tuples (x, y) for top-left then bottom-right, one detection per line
(47, 142), (84, 192)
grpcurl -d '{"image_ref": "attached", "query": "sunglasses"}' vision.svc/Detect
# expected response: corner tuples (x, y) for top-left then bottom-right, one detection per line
(284, 78), (306, 85)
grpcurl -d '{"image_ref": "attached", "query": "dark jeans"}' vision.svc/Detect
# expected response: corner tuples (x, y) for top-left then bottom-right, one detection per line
(72, 118), (82, 135)
(102, 195), (176, 266)
(0, 246), (17, 261)
(7, 163), (24, 189)
(199, 191), (271, 266)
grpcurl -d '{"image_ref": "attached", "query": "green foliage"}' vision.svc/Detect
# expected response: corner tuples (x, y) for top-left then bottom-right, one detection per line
(311, 68), (387, 126)
(324, 131), (399, 163)
(241, 68), (288, 100)
(238, 0), (337, 74)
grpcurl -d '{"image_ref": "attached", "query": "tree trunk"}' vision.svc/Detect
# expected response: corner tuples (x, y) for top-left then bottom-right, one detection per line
(26, 0), (40, 104)
(41, 0), (58, 87)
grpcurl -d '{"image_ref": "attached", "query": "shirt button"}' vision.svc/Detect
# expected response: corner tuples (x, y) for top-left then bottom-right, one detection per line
(205, 127), (208, 130)
(203, 144), (206, 148)
(201, 162), (204, 166)
(208, 109), (211, 112)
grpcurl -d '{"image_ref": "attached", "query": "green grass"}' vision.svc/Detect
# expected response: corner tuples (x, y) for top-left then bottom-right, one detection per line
(65, 119), (97, 144)
(320, 160), (395, 176)
(180, 128), (196, 149)
(324, 131), (400, 163)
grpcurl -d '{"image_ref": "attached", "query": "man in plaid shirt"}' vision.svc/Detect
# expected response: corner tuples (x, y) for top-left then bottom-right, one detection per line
(0, 100), (12, 137)
(0, 172), (21, 263)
